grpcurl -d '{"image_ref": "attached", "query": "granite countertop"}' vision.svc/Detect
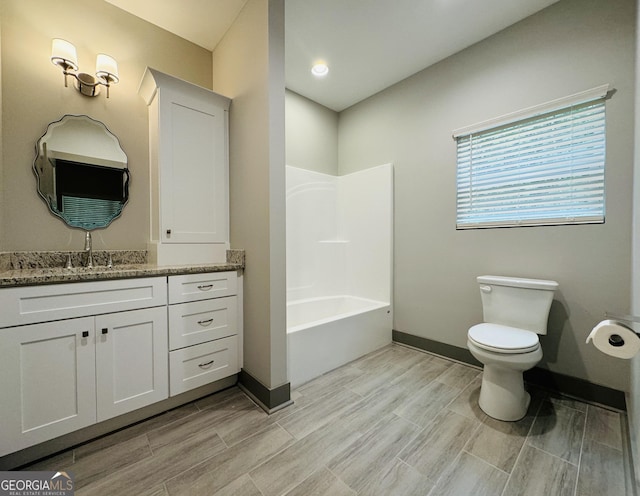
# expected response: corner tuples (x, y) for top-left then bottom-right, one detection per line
(0, 249), (245, 288)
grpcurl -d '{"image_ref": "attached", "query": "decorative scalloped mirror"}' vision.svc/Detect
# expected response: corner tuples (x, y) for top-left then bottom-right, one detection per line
(33, 114), (130, 230)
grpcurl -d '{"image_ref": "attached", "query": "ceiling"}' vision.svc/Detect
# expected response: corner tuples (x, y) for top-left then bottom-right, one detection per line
(106, 0), (559, 112)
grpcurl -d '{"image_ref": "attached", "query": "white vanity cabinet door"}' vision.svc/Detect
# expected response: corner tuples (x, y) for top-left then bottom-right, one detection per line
(95, 307), (168, 422)
(0, 318), (96, 457)
(157, 82), (229, 245)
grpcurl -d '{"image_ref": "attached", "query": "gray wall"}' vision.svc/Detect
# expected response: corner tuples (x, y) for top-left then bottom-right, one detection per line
(285, 89), (338, 174)
(212, 0), (288, 390)
(0, 18), (3, 249)
(629, 0), (640, 482)
(338, 0), (635, 391)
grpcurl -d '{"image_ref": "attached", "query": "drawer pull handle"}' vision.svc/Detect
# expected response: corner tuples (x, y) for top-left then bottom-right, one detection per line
(82, 331), (89, 338)
(197, 318), (214, 326)
(197, 284), (213, 291)
(199, 360), (215, 369)
(102, 328), (109, 335)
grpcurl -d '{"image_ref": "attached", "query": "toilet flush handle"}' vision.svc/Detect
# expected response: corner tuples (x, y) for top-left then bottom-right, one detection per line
(479, 285), (492, 293)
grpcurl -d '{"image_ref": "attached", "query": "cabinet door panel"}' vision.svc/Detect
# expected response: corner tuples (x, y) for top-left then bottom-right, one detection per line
(0, 318), (96, 456)
(160, 89), (228, 244)
(95, 307), (168, 421)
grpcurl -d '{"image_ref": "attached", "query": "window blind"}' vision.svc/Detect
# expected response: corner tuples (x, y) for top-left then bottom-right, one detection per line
(455, 99), (606, 229)
(61, 196), (123, 230)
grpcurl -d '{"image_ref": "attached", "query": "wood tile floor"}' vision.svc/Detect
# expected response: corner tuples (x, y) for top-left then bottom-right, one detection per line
(23, 344), (630, 495)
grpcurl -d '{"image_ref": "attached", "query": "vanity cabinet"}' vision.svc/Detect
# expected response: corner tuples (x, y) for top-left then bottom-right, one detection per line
(0, 278), (168, 457)
(0, 271), (242, 461)
(168, 272), (240, 395)
(139, 68), (231, 266)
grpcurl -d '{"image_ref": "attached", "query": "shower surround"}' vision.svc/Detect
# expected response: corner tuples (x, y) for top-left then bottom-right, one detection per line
(286, 164), (393, 387)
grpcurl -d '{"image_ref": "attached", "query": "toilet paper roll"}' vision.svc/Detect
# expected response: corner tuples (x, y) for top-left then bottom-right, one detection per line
(586, 320), (640, 359)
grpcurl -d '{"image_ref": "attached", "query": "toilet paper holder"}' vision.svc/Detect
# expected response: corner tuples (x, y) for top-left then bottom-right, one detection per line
(604, 312), (640, 340)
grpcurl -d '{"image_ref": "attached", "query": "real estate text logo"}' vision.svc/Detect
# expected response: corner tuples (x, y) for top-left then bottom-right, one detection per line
(0, 471), (74, 496)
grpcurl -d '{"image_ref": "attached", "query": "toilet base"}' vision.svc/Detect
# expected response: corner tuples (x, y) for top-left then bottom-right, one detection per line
(478, 364), (530, 421)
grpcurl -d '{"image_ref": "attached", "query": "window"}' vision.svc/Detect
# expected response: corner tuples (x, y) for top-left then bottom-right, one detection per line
(454, 86), (608, 229)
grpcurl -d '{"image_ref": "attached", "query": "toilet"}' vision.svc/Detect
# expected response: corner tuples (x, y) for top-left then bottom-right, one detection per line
(468, 275), (558, 421)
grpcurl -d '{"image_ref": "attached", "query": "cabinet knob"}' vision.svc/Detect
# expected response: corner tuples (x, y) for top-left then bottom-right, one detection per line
(166, 229), (172, 235)
(102, 328), (109, 334)
(82, 331), (89, 338)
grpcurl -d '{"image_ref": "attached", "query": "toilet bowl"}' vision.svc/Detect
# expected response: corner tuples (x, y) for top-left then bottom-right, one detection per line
(468, 275), (558, 421)
(468, 323), (542, 421)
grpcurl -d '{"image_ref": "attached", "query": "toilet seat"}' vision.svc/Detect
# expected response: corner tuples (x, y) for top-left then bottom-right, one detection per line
(468, 323), (539, 354)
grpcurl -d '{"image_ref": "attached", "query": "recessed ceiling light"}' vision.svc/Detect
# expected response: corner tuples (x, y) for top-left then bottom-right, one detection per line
(311, 63), (329, 77)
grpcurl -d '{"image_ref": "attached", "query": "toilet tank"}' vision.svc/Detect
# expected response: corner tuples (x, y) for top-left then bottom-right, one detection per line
(477, 275), (558, 334)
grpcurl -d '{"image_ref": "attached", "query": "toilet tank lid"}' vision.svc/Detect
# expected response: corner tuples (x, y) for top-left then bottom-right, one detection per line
(477, 275), (559, 291)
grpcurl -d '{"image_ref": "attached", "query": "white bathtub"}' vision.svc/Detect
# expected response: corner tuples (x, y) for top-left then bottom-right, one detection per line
(287, 295), (392, 388)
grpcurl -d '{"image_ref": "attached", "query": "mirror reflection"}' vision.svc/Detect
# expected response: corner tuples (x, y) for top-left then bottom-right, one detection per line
(34, 114), (129, 230)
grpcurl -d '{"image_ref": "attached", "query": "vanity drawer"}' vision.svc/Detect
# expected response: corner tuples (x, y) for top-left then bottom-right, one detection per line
(169, 296), (237, 350)
(169, 336), (239, 396)
(0, 277), (167, 328)
(168, 272), (237, 304)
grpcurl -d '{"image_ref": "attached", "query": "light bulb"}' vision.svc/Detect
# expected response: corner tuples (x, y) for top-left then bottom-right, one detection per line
(96, 54), (119, 83)
(51, 39), (78, 70)
(311, 63), (329, 77)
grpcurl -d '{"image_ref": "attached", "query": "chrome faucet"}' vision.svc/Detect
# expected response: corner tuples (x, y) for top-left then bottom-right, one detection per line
(84, 231), (94, 268)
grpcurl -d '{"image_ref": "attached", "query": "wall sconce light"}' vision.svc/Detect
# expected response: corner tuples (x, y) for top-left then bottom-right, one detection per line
(51, 39), (119, 98)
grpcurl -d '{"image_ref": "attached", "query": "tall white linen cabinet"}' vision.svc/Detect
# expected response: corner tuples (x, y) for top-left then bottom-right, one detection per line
(139, 68), (231, 266)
